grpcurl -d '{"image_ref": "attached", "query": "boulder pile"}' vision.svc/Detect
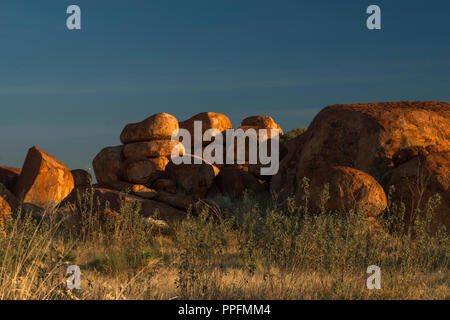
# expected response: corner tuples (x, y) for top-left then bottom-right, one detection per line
(1, 101), (448, 232)
(90, 112), (283, 217)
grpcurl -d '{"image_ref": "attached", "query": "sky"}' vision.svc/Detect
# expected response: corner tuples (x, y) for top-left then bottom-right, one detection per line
(0, 0), (449, 170)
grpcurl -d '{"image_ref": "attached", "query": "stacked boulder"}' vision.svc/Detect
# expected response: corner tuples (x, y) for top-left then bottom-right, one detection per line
(93, 113), (183, 191)
(120, 113), (184, 185)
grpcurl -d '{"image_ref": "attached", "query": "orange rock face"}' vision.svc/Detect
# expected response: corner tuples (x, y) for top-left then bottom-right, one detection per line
(122, 140), (185, 159)
(120, 113), (179, 144)
(297, 101), (450, 182)
(179, 112), (232, 143)
(93, 146), (124, 184)
(0, 166), (22, 191)
(386, 152), (449, 230)
(303, 166), (388, 216)
(13, 146), (74, 208)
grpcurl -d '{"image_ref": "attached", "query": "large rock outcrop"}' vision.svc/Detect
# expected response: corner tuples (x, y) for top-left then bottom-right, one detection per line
(14, 146), (74, 208)
(122, 158), (160, 185)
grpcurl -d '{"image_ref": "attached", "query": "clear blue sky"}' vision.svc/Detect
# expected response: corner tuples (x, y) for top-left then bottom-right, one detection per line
(0, 0), (449, 170)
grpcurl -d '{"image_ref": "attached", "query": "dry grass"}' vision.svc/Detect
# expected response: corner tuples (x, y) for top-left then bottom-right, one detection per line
(0, 184), (448, 300)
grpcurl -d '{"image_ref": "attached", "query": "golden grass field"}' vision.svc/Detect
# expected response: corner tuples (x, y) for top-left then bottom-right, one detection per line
(0, 185), (448, 300)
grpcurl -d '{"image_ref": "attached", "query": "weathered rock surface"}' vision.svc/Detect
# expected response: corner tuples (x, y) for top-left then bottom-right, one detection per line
(93, 146), (124, 184)
(296, 166), (387, 216)
(71, 169), (92, 187)
(216, 167), (268, 199)
(122, 140), (185, 159)
(122, 158), (159, 185)
(14, 146), (74, 208)
(145, 217), (171, 235)
(179, 112), (232, 148)
(166, 154), (220, 198)
(241, 115), (284, 135)
(0, 166), (21, 191)
(270, 134), (307, 200)
(296, 101), (450, 182)
(131, 184), (158, 199)
(147, 157), (170, 171)
(80, 180), (158, 199)
(120, 113), (179, 144)
(386, 152), (449, 230)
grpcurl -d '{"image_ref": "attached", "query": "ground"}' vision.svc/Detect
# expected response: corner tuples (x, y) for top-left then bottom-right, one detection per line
(0, 188), (448, 300)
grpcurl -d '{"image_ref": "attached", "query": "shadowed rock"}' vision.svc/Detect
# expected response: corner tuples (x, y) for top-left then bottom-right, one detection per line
(216, 167), (268, 199)
(295, 166), (387, 216)
(272, 101), (450, 208)
(93, 146), (124, 184)
(241, 115), (284, 135)
(0, 166), (22, 191)
(153, 179), (177, 194)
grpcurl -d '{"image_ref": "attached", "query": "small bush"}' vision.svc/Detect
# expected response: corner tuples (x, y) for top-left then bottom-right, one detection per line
(280, 127), (307, 142)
